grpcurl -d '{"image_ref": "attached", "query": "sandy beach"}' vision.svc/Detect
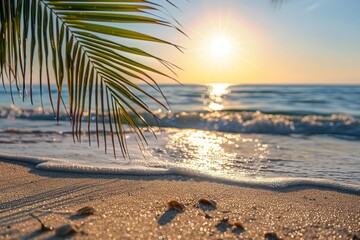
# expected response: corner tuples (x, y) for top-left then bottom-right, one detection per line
(0, 160), (359, 240)
(1, 0), (360, 239)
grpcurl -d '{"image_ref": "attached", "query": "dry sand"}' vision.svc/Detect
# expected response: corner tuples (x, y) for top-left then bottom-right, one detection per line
(0, 160), (359, 240)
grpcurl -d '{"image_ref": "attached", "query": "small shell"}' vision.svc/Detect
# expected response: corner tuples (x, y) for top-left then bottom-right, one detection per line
(265, 232), (282, 240)
(168, 200), (185, 211)
(233, 222), (245, 230)
(55, 224), (80, 237)
(76, 206), (96, 216)
(198, 199), (217, 209)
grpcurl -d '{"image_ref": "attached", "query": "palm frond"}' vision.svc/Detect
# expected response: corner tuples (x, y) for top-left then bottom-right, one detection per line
(0, 0), (182, 158)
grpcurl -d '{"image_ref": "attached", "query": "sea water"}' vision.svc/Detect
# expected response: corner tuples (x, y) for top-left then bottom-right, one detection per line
(0, 84), (359, 192)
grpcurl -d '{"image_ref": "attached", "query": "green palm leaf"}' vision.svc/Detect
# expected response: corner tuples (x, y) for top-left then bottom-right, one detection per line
(0, 0), (283, 158)
(0, 0), (181, 158)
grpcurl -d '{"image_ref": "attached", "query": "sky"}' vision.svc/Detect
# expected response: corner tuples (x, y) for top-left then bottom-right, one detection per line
(151, 0), (360, 85)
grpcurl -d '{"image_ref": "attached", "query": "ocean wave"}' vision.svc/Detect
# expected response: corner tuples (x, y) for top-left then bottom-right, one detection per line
(0, 128), (68, 135)
(154, 111), (360, 137)
(1, 152), (359, 194)
(1, 105), (360, 137)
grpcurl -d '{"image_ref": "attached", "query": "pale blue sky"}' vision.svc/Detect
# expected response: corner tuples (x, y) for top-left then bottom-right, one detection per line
(151, 0), (360, 84)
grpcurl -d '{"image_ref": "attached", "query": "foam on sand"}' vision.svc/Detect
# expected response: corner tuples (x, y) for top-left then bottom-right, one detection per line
(1, 152), (359, 195)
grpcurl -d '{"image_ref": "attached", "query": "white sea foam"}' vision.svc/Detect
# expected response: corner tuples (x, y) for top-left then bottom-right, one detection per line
(1, 152), (359, 195)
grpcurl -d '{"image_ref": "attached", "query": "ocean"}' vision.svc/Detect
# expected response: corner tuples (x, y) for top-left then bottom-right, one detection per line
(1, 84), (359, 192)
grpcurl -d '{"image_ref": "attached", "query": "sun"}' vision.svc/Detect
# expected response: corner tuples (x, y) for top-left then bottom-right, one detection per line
(210, 36), (231, 57)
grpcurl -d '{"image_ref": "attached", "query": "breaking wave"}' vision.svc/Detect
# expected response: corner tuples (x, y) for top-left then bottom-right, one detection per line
(1, 105), (359, 137)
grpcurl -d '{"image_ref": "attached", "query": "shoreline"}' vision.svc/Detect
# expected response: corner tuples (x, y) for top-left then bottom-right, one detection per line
(1, 153), (360, 196)
(1, 160), (360, 239)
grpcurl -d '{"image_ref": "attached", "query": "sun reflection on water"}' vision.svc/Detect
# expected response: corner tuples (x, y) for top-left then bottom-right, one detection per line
(160, 129), (270, 177)
(166, 130), (235, 174)
(204, 83), (231, 111)
(148, 84), (270, 178)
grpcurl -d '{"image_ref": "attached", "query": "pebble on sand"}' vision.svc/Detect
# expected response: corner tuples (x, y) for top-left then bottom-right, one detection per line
(198, 198), (217, 211)
(168, 200), (185, 212)
(76, 206), (96, 216)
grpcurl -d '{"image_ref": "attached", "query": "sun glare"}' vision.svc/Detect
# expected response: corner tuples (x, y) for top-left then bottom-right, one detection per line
(182, 11), (254, 84)
(205, 83), (230, 111)
(211, 36), (231, 57)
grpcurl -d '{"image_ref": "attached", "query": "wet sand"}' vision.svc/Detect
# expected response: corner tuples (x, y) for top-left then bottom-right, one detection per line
(0, 160), (359, 240)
